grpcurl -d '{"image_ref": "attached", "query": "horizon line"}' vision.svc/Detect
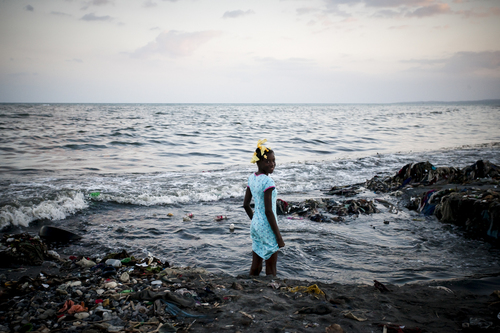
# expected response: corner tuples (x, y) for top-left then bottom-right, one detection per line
(1, 99), (499, 105)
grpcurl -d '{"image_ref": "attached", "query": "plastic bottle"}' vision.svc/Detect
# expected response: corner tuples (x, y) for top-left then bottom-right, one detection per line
(105, 259), (122, 268)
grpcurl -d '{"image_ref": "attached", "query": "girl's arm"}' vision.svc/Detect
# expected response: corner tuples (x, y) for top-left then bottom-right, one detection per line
(243, 187), (253, 220)
(264, 188), (285, 248)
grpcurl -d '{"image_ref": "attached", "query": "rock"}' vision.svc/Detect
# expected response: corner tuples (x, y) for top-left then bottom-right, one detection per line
(231, 282), (244, 290)
(120, 272), (130, 283)
(47, 250), (61, 260)
(39, 309), (56, 320)
(67, 280), (82, 287)
(104, 282), (118, 289)
(74, 312), (90, 320)
(326, 324), (344, 333)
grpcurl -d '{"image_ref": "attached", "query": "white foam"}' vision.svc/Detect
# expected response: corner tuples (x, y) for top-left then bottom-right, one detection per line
(0, 191), (88, 229)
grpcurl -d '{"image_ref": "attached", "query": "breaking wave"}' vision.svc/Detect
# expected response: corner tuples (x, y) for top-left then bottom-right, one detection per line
(0, 191), (88, 229)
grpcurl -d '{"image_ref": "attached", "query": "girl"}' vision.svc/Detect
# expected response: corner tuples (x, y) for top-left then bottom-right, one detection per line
(243, 139), (285, 276)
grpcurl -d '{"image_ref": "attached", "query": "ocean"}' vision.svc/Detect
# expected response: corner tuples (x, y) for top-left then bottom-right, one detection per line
(1, 102), (499, 285)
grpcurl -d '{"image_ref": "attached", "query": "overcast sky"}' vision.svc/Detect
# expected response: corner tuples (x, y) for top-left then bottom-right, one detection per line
(0, 0), (499, 103)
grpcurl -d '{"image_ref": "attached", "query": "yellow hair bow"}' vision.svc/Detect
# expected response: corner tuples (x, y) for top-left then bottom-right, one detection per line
(250, 152), (260, 164)
(257, 139), (270, 156)
(250, 139), (271, 164)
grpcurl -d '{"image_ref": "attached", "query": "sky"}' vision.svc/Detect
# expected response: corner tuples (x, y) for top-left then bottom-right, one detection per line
(0, 0), (499, 103)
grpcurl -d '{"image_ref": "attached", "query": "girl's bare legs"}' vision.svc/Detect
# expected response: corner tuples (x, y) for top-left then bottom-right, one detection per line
(250, 251), (263, 276)
(265, 252), (278, 276)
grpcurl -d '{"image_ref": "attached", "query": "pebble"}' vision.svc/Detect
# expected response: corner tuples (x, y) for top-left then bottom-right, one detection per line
(74, 312), (90, 320)
(67, 280), (82, 287)
(120, 272), (130, 283)
(104, 281), (118, 289)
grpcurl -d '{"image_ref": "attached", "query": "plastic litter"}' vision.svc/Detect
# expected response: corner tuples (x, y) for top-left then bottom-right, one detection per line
(101, 266), (116, 277)
(469, 317), (492, 328)
(105, 258), (122, 267)
(121, 257), (132, 264)
(58, 300), (88, 315)
(160, 300), (207, 318)
(76, 258), (96, 268)
(343, 311), (366, 321)
(288, 284), (325, 296)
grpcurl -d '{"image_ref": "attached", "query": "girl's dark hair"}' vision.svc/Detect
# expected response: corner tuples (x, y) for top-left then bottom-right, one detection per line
(255, 147), (274, 161)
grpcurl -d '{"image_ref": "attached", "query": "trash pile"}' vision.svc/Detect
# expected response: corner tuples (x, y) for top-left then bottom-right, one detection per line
(1, 232), (499, 332)
(366, 160), (499, 193)
(0, 233), (48, 267)
(283, 197), (380, 223)
(0, 245), (220, 333)
(410, 187), (500, 241)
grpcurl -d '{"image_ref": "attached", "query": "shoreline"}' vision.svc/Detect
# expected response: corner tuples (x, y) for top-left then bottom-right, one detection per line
(1, 254), (500, 333)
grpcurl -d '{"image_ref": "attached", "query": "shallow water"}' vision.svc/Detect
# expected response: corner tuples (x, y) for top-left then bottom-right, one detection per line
(1, 102), (500, 285)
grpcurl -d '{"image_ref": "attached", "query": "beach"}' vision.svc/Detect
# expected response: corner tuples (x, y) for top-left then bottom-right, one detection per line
(1, 248), (499, 333)
(1, 102), (500, 332)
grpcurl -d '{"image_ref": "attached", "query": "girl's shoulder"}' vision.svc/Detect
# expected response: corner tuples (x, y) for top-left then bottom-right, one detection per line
(248, 173), (274, 183)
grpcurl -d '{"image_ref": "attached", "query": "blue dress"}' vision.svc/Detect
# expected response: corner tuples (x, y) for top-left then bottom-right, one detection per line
(247, 173), (279, 260)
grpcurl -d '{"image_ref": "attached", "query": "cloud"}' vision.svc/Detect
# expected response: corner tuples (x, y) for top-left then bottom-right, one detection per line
(456, 7), (500, 19)
(222, 10), (255, 19)
(406, 3), (451, 17)
(132, 30), (222, 58)
(324, 0), (453, 18)
(443, 51), (500, 73)
(324, 0), (434, 8)
(143, 0), (157, 7)
(89, 0), (114, 5)
(404, 51), (500, 74)
(81, 13), (113, 21)
(24, 5), (34, 11)
(81, 0), (114, 10)
(373, 9), (400, 18)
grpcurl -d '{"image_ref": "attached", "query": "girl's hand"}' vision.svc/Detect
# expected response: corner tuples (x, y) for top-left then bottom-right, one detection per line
(277, 237), (285, 248)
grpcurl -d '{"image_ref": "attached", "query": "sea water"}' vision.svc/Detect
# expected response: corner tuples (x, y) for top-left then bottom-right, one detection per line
(1, 102), (499, 284)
